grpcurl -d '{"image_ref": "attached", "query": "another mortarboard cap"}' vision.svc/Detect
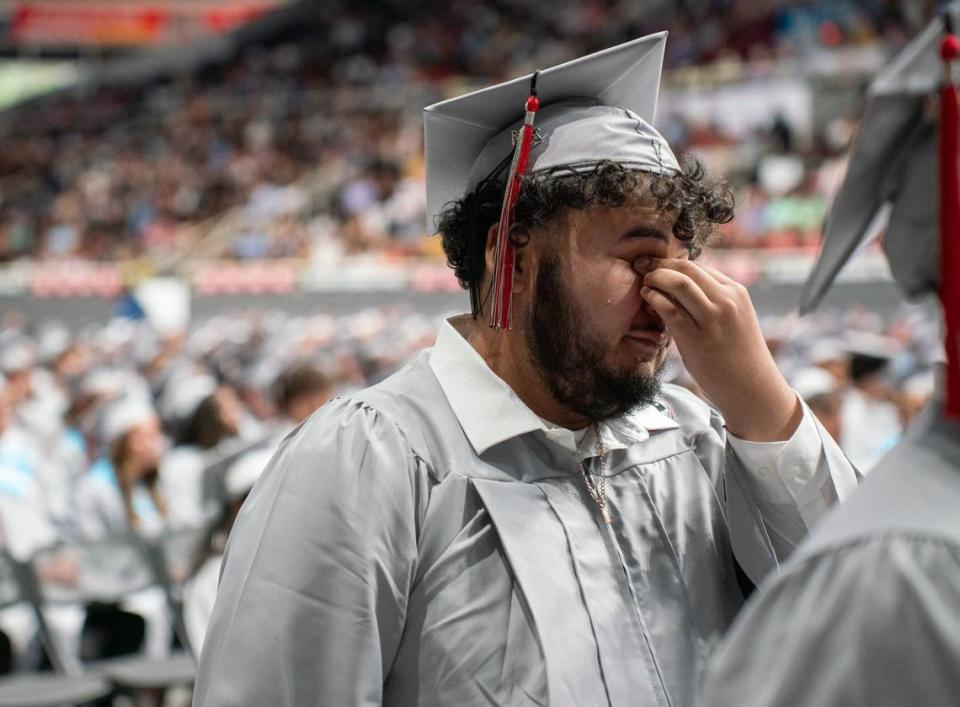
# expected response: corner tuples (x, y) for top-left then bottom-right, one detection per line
(224, 447), (272, 501)
(809, 337), (848, 365)
(0, 342), (34, 374)
(801, 9), (959, 312)
(423, 32), (678, 232)
(102, 396), (156, 445)
(790, 367), (840, 401)
(842, 331), (901, 361)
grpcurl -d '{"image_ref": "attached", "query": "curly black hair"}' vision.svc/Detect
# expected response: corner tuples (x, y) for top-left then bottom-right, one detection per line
(436, 156), (735, 315)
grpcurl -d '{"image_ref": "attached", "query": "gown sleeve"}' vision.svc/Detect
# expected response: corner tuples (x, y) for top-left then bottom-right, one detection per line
(193, 398), (430, 706)
(701, 537), (960, 707)
(666, 386), (857, 583)
(725, 399), (859, 560)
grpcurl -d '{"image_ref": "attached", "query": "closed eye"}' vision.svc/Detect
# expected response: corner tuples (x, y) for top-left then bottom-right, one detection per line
(619, 225), (670, 243)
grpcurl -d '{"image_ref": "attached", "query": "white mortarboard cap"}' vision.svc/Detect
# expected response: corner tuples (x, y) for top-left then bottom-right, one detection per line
(224, 447), (272, 500)
(81, 368), (126, 399)
(791, 367), (840, 401)
(0, 342), (35, 374)
(423, 32), (679, 230)
(902, 369), (936, 398)
(870, 15), (948, 97)
(37, 325), (70, 363)
(809, 338), (847, 365)
(842, 331), (901, 360)
(133, 331), (162, 365)
(159, 372), (217, 422)
(98, 318), (137, 352)
(801, 9), (959, 312)
(103, 396), (156, 445)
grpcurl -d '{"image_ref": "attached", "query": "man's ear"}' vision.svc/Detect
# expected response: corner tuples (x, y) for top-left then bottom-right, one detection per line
(483, 223), (498, 278)
(484, 223), (531, 296)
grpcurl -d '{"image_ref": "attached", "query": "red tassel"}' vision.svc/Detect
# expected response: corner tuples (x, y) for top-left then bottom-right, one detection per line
(489, 74), (540, 329)
(940, 26), (960, 419)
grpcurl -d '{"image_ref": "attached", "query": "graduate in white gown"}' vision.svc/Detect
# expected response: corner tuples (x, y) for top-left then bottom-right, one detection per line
(195, 34), (857, 707)
(72, 398), (173, 658)
(182, 362), (330, 653)
(702, 10), (960, 706)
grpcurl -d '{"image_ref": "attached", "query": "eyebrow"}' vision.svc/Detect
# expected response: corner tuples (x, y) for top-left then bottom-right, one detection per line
(620, 225), (670, 242)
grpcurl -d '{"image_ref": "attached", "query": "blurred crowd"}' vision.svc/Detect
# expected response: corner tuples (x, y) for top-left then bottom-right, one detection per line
(0, 298), (942, 674)
(0, 0), (931, 264)
(0, 0), (944, 700)
(763, 306), (941, 471)
(0, 304), (437, 676)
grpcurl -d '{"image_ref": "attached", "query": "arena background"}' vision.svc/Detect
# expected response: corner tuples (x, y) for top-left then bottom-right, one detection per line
(0, 0), (932, 304)
(0, 1), (944, 703)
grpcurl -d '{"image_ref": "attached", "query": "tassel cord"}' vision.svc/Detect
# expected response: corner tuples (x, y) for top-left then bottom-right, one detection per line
(488, 73), (540, 329)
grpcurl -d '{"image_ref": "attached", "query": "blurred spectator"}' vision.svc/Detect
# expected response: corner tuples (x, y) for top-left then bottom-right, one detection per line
(177, 386), (244, 451)
(161, 383), (247, 528)
(840, 340), (904, 473)
(272, 362), (332, 428)
(809, 338), (849, 386)
(0, 379), (55, 559)
(72, 398), (172, 660)
(183, 360), (329, 652)
(73, 398), (167, 540)
(898, 369), (935, 428)
(0, 344), (35, 411)
(182, 452), (265, 654)
(790, 366), (843, 442)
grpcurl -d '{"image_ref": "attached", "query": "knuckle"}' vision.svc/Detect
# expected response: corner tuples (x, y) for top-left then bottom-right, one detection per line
(719, 292), (738, 310)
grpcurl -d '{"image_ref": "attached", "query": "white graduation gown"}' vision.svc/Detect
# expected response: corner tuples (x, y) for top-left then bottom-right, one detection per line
(702, 395), (960, 707)
(195, 321), (857, 707)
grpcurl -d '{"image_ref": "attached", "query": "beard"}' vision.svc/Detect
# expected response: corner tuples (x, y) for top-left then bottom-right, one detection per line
(525, 253), (663, 423)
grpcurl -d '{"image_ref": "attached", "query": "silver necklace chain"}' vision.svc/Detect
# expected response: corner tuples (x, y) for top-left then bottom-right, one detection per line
(578, 422), (612, 525)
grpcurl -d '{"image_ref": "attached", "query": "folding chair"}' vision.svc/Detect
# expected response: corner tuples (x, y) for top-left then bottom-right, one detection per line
(0, 551), (111, 707)
(30, 535), (198, 697)
(149, 525), (212, 640)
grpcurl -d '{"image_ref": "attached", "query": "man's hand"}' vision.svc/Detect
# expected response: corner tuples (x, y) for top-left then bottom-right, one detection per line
(638, 257), (801, 442)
